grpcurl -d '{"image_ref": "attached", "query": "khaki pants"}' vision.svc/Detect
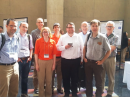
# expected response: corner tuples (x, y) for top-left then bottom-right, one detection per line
(0, 63), (19, 97)
(121, 47), (127, 62)
(38, 59), (53, 97)
(102, 57), (116, 95)
(52, 58), (62, 91)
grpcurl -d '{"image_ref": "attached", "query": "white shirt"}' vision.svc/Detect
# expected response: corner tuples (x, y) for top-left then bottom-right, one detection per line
(17, 33), (34, 58)
(56, 32), (84, 62)
(79, 31), (90, 43)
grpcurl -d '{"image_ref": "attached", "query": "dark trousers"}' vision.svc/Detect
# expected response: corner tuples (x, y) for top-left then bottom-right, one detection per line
(84, 60), (103, 97)
(61, 57), (80, 96)
(18, 59), (31, 96)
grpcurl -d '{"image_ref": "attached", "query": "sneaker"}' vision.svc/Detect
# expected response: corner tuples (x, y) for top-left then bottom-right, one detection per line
(106, 94), (112, 97)
(34, 89), (39, 94)
(57, 89), (63, 94)
(21, 94), (28, 97)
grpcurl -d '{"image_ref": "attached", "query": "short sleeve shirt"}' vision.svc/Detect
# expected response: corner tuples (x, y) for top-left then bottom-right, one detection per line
(84, 32), (111, 61)
(35, 38), (56, 60)
(106, 33), (118, 57)
(51, 34), (61, 57)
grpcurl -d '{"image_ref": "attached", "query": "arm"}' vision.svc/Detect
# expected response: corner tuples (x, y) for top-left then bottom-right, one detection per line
(96, 50), (111, 65)
(52, 55), (56, 71)
(83, 46), (88, 62)
(27, 49), (33, 62)
(79, 36), (84, 63)
(56, 36), (71, 51)
(35, 54), (39, 71)
(110, 45), (116, 52)
(27, 35), (34, 62)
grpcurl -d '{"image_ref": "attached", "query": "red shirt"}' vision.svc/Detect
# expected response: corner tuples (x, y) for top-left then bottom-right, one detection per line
(35, 38), (56, 60)
(51, 33), (61, 57)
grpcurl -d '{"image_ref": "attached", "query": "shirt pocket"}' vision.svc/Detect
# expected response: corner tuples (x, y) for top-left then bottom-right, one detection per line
(95, 42), (102, 55)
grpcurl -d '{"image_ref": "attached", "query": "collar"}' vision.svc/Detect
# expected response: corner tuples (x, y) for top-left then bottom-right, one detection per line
(67, 32), (76, 37)
(53, 33), (61, 38)
(90, 32), (100, 39)
(37, 28), (41, 32)
(17, 32), (27, 37)
(41, 37), (50, 43)
(5, 32), (17, 40)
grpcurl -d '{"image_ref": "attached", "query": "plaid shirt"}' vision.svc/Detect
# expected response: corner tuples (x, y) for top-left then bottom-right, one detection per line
(106, 33), (118, 57)
(31, 28), (41, 52)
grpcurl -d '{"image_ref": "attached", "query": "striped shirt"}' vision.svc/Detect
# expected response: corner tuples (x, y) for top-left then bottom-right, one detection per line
(17, 33), (34, 58)
(31, 28), (41, 51)
(0, 32), (19, 63)
(106, 33), (118, 57)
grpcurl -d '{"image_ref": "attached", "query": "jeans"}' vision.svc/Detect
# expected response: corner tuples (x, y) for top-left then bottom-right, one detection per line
(17, 59), (31, 96)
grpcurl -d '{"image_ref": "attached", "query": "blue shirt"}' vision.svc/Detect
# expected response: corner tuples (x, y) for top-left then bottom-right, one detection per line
(0, 32), (19, 63)
(17, 33), (34, 58)
(79, 31), (90, 43)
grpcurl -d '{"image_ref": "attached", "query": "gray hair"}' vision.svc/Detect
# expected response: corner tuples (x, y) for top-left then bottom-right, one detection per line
(106, 21), (115, 27)
(81, 21), (88, 26)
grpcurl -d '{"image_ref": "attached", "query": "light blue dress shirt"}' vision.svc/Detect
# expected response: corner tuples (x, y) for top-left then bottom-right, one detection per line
(79, 31), (90, 43)
(0, 32), (19, 63)
(17, 33), (34, 58)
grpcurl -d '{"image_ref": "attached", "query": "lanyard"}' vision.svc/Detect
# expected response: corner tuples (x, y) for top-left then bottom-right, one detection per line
(43, 40), (50, 54)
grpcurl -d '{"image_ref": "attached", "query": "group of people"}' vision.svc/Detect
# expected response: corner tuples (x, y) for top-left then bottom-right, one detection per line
(0, 17), (128, 97)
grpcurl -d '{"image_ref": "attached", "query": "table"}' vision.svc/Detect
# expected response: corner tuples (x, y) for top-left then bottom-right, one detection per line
(123, 61), (130, 90)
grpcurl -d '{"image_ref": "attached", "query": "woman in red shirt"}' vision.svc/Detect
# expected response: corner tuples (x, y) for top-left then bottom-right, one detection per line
(35, 27), (56, 97)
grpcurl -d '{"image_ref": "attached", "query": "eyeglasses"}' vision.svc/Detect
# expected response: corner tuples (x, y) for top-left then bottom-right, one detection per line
(8, 25), (17, 28)
(106, 26), (113, 28)
(67, 27), (74, 29)
(43, 31), (49, 33)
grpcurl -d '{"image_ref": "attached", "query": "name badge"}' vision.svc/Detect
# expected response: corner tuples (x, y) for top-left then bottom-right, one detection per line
(24, 52), (29, 56)
(20, 49), (25, 53)
(44, 54), (49, 58)
(9, 52), (18, 58)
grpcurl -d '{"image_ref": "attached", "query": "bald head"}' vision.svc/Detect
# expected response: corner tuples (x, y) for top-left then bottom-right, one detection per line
(36, 18), (44, 30)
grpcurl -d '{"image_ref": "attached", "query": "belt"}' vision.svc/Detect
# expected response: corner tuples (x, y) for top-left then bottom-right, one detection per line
(56, 56), (61, 58)
(20, 57), (29, 60)
(87, 59), (97, 62)
(0, 62), (16, 66)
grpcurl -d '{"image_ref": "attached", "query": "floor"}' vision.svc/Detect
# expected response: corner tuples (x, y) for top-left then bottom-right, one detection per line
(24, 59), (130, 97)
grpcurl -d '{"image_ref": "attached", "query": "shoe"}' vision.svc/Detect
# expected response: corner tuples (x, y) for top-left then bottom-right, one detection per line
(106, 94), (112, 97)
(21, 94), (28, 97)
(34, 89), (39, 94)
(57, 89), (63, 94)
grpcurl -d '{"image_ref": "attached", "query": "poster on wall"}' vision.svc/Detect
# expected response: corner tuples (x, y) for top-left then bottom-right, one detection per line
(100, 20), (123, 49)
(3, 17), (28, 34)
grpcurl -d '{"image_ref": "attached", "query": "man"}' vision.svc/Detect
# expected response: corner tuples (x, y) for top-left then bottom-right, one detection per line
(0, 18), (19, 97)
(0, 26), (3, 33)
(17, 22), (33, 97)
(31, 18), (44, 94)
(57, 22), (84, 97)
(102, 21), (118, 97)
(79, 21), (90, 43)
(51, 23), (63, 94)
(83, 19), (111, 97)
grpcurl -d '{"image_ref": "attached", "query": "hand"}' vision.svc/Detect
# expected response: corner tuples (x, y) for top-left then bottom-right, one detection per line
(65, 45), (72, 49)
(80, 62), (83, 65)
(84, 58), (88, 63)
(36, 64), (40, 71)
(96, 60), (103, 65)
(17, 58), (22, 62)
(27, 57), (32, 63)
(52, 64), (55, 71)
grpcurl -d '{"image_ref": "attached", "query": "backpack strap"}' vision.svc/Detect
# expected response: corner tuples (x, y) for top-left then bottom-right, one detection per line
(27, 34), (30, 50)
(87, 32), (91, 42)
(0, 34), (6, 51)
(85, 32), (91, 58)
